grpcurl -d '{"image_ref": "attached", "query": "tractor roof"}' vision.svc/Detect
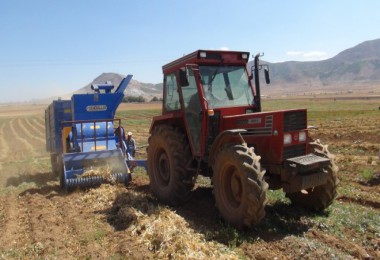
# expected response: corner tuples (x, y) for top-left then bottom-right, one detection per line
(162, 50), (250, 74)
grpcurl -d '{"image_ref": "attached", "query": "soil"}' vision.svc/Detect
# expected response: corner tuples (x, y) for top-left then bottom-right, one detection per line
(0, 101), (379, 259)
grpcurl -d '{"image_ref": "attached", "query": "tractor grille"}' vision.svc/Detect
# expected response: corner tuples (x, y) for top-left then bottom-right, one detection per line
(283, 144), (306, 159)
(283, 111), (306, 132)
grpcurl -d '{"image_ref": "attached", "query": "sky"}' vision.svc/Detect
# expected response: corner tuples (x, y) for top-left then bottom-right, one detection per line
(0, 0), (379, 103)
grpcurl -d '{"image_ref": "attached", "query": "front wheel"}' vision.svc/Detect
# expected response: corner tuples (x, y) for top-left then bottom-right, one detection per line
(213, 144), (268, 228)
(286, 139), (339, 210)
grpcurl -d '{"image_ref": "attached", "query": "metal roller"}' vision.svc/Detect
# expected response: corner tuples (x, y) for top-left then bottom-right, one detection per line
(64, 173), (131, 190)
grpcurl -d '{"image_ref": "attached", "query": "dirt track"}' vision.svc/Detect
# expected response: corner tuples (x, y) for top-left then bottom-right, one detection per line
(0, 102), (379, 259)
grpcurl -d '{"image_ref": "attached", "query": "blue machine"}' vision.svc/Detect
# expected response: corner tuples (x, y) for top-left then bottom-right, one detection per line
(45, 75), (145, 190)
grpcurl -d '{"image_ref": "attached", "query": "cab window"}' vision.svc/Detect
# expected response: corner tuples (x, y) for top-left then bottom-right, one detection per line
(164, 73), (180, 111)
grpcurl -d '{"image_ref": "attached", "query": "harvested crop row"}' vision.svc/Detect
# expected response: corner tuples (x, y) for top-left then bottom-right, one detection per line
(9, 119), (36, 157)
(81, 165), (119, 184)
(25, 117), (45, 139)
(80, 184), (239, 259)
(31, 117), (46, 131)
(0, 122), (9, 161)
(17, 118), (45, 143)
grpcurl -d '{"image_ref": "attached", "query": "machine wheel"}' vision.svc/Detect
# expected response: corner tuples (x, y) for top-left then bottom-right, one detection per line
(147, 125), (196, 205)
(286, 139), (339, 210)
(213, 144), (268, 228)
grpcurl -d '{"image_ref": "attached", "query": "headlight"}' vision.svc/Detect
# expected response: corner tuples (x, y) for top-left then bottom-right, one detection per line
(299, 131), (306, 142)
(284, 133), (292, 145)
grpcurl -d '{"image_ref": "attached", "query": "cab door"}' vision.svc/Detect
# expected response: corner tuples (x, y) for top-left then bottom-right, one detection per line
(179, 66), (205, 157)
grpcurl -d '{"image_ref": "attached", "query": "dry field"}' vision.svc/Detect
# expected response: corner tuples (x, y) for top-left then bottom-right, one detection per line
(0, 98), (379, 259)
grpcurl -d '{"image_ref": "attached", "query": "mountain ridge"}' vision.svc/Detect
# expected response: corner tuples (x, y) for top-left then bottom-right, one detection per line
(32, 38), (380, 104)
(74, 72), (163, 99)
(255, 38), (380, 95)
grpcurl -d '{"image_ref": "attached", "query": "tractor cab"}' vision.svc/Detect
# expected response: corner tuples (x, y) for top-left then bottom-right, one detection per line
(157, 50), (266, 157)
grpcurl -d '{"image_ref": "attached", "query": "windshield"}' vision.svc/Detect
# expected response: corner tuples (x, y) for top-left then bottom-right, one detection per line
(199, 65), (254, 109)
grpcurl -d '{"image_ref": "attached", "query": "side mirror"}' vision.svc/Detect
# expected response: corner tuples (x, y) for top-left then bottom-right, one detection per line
(264, 68), (270, 84)
(179, 67), (189, 87)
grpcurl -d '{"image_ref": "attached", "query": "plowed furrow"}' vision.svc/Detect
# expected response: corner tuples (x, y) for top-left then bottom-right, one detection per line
(308, 229), (375, 259)
(20, 193), (79, 257)
(337, 195), (380, 209)
(25, 117), (45, 139)
(9, 119), (35, 156)
(0, 190), (85, 258)
(50, 193), (107, 258)
(17, 118), (45, 143)
(0, 195), (33, 250)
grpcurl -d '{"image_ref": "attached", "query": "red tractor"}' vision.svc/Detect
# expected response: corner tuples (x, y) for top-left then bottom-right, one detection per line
(147, 50), (338, 228)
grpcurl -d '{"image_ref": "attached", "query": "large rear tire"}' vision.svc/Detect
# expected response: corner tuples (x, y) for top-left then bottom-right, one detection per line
(147, 125), (196, 205)
(286, 139), (339, 210)
(213, 144), (268, 228)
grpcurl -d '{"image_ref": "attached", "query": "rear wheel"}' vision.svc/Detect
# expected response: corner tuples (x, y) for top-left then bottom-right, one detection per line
(286, 139), (339, 210)
(213, 144), (268, 228)
(147, 125), (196, 205)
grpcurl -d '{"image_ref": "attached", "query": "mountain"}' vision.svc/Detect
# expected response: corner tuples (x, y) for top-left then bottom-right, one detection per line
(249, 38), (380, 95)
(80, 38), (380, 99)
(37, 38), (379, 104)
(75, 72), (163, 101)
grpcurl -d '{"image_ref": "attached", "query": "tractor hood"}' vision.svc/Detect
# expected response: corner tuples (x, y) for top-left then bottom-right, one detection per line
(220, 109), (308, 164)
